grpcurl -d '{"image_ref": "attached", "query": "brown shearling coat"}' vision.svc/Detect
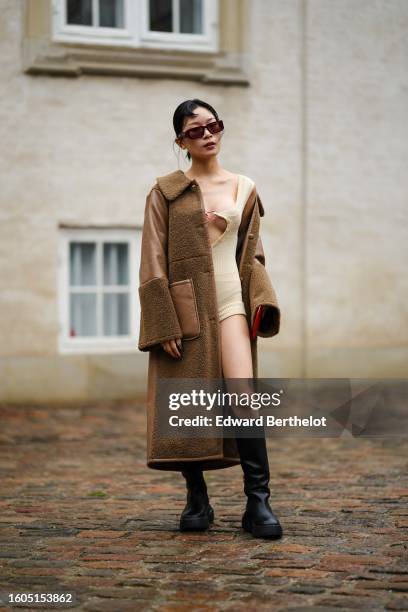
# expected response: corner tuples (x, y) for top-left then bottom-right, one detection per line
(138, 169), (280, 471)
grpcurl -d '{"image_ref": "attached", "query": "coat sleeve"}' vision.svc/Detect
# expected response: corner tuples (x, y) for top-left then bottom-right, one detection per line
(137, 186), (182, 352)
(248, 192), (281, 338)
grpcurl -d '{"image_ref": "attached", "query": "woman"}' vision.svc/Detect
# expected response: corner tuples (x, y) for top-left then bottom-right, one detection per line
(138, 98), (282, 539)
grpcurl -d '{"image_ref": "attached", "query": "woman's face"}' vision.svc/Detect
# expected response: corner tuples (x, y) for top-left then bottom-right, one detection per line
(176, 107), (222, 160)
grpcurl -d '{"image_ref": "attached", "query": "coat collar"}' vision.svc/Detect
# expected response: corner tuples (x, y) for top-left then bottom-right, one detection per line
(155, 169), (264, 217)
(156, 170), (193, 201)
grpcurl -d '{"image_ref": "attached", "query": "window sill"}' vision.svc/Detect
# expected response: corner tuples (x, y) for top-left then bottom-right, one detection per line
(58, 337), (141, 354)
(22, 38), (250, 86)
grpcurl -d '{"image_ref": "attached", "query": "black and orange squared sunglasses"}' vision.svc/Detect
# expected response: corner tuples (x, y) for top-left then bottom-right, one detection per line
(178, 119), (224, 140)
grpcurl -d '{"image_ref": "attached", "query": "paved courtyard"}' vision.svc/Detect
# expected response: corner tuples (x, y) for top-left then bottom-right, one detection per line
(0, 400), (407, 611)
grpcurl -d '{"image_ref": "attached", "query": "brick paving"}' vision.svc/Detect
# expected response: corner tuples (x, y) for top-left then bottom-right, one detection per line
(0, 400), (407, 611)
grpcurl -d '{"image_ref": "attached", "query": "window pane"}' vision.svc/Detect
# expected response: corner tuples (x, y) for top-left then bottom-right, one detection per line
(69, 242), (96, 287)
(103, 293), (129, 336)
(103, 243), (128, 286)
(70, 293), (97, 336)
(67, 0), (92, 25)
(70, 243), (96, 286)
(180, 0), (202, 34)
(99, 0), (124, 28)
(150, 0), (172, 32)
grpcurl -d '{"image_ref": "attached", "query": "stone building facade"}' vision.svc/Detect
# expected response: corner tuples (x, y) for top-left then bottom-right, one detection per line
(1, 0), (407, 402)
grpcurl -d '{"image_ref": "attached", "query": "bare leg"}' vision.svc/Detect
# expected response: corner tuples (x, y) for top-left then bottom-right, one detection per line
(220, 314), (254, 419)
(220, 314), (253, 378)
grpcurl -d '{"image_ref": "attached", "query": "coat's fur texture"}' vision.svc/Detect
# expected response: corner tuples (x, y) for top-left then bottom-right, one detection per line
(138, 170), (280, 471)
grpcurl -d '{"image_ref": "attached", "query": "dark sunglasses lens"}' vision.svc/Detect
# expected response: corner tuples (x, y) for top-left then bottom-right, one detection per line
(187, 126), (204, 139)
(207, 120), (224, 134)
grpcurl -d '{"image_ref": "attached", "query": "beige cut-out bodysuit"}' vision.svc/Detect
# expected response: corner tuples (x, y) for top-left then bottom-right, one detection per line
(206, 174), (255, 322)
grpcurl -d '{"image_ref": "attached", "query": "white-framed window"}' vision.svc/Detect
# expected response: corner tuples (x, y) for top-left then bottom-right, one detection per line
(58, 228), (141, 354)
(52, 0), (219, 52)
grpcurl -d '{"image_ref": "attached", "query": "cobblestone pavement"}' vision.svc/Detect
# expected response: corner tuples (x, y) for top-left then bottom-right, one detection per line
(0, 400), (407, 611)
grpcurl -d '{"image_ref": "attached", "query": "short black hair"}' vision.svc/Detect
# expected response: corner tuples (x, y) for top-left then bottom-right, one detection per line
(173, 99), (220, 161)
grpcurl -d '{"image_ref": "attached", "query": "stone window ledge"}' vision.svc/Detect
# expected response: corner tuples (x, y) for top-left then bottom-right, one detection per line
(22, 38), (250, 85)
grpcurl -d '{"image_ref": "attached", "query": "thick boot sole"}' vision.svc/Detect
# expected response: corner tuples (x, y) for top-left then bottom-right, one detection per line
(179, 506), (214, 531)
(242, 514), (283, 539)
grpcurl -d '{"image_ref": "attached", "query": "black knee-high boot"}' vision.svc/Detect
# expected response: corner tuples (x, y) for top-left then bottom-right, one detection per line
(179, 463), (214, 531)
(235, 427), (283, 539)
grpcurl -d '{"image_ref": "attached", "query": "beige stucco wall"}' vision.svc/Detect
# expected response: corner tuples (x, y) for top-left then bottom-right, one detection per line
(306, 0), (408, 376)
(1, 0), (407, 402)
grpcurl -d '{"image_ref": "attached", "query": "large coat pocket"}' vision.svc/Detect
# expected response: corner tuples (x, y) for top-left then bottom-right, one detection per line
(169, 278), (201, 340)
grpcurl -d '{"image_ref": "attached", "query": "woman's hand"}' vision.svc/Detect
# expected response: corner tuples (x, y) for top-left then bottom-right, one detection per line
(161, 337), (182, 358)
